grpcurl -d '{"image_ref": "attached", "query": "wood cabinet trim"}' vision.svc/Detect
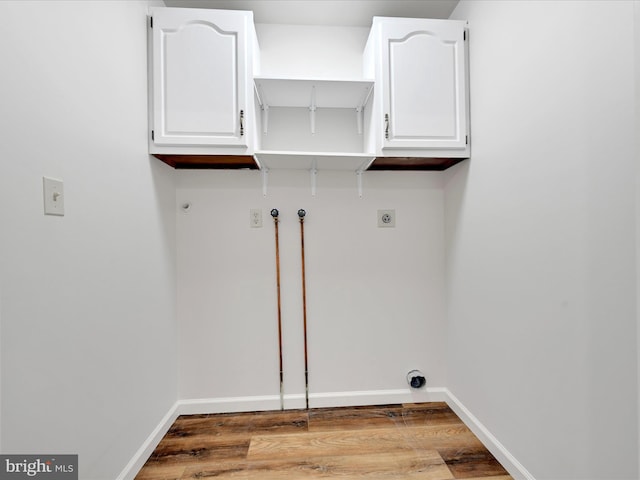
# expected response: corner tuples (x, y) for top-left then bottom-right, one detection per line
(368, 157), (467, 171)
(152, 154), (259, 169)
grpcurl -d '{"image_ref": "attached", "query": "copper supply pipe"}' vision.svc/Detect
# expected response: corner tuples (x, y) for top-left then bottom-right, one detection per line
(298, 209), (309, 410)
(271, 209), (284, 411)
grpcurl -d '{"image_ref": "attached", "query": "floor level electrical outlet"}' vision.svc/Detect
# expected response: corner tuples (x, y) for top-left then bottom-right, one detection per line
(377, 209), (395, 227)
(43, 176), (64, 216)
(250, 208), (262, 228)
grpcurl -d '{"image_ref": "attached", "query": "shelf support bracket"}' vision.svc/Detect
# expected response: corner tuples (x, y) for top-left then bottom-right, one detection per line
(255, 83), (270, 134)
(262, 167), (269, 197)
(356, 170), (363, 198)
(356, 84), (372, 136)
(262, 103), (269, 134)
(310, 160), (318, 196)
(309, 86), (317, 134)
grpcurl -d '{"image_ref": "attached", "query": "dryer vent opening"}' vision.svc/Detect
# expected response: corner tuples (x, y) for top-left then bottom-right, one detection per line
(407, 370), (426, 389)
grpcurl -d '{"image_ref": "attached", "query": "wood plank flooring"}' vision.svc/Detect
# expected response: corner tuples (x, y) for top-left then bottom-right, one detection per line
(135, 402), (513, 480)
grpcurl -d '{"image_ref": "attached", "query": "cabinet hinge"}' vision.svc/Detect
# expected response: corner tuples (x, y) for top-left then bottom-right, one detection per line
(151, 130), (154, 141)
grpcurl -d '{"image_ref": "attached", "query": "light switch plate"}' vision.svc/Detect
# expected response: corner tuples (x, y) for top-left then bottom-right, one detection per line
(43, 177), (64, 216)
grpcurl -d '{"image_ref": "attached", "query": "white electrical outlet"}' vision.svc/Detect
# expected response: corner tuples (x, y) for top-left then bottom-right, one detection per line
(250, 208), (262, 228)
(43, 177), (64, 216)
(377, 209), (395, 227)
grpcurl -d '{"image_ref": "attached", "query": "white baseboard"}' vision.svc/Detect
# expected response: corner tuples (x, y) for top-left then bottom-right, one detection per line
(173, 388), (448, 413)
(120, 388), (533, 480)
(177, 394), (283, 414)
(444, 390), (536, 480)
(116, 401), (180, 480)
(309, 387), (448, 408)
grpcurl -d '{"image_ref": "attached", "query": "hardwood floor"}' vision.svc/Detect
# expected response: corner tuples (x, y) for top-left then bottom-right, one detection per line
(135, 402), (512, 480)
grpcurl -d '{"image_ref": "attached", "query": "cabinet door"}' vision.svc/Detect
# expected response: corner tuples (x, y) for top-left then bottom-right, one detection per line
(380, 19), (467, 150)
(152, 9), (249, 147)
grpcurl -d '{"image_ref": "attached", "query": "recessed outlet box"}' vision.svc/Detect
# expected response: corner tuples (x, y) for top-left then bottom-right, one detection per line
(250, 208), (262, 228)
(377, 209), (395, 228)
(43, 176), (64, 216)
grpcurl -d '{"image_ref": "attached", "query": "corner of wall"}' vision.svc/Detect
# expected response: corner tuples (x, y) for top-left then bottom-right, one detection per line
(444, 389), (535, 480)
(116, 401), (180, 480)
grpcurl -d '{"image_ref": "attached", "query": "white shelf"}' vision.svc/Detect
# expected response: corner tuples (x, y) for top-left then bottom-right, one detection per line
(253, 77), (376, 173)
(255, 151), (375, 171)
(254, 77), (374, 109)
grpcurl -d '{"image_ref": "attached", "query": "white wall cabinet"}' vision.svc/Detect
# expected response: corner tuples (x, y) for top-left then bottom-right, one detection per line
(149, 8), (258, 166)
(364, 17), (469, 168)
(148, 9), (469, 171)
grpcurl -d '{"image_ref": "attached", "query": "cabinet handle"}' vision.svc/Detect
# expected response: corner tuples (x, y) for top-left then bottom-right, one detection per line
(384, 113), (389, 140)
(240, 110), (244, 136)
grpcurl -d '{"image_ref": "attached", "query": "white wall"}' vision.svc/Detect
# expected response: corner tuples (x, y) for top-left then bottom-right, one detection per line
(447, 1), (638, 479)
(636, 1), (640, 473)
(177, 170), (446, 407)
(255, 23), (370, 79)
(0, 2), (177, 479)
(176, 23), (448, 409)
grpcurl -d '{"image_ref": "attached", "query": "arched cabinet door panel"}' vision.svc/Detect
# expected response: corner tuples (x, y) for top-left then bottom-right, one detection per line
(151, 8), (252, 148)
(367, 17), (469, 155)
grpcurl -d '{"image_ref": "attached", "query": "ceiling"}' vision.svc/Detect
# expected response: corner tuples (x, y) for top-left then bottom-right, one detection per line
(162, 0), (460, 26)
